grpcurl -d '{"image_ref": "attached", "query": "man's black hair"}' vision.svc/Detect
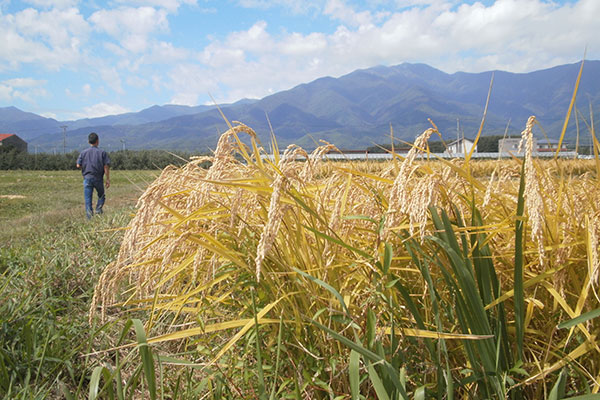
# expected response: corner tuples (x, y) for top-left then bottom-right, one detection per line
(88, 132), (99, 144)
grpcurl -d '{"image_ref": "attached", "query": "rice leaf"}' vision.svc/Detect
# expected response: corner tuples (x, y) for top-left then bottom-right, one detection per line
(466, 72), (494, 163)
(367, 309), (376, 349)
(302, 224), (372, 260)
(367, 362), (390, 400)
(269, 314), (285, 400)
(349, 350), (360, 400)
(401, 328), (493, 340)
(558, 308), (600, 330)
(555, 59), (584, 159)
(59, 380), (76, 400)
(414, 385), (426, 400)
(251, 289), (268, 400)
(311, 320), (408, 399)
(88, 366), (114, 400)
(524, 339), (595, 384)
(132, 319), (157, 400)
(548, 369), (567, 400)
(293, 267), (350, 317)
(514, 159), (526, 362)
(382, 242), (392, 275)
(208, 296), (285, 366)
(88, 366), (104, 400)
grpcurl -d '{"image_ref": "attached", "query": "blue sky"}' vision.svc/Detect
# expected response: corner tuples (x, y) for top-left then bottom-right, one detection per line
(0, 0), (594, 121)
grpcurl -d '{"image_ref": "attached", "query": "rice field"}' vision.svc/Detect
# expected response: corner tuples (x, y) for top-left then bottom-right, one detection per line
(87, 120), (600, 399)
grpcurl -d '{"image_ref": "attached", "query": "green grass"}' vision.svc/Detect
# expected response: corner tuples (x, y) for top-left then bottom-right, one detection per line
(0, 170), (156, 240)
(0, 170), (156, 398)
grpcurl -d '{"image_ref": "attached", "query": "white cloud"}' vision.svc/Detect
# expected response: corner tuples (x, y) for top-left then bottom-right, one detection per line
(78, 102), (130, 118)
(279, 32), (327, 56)
(22, 0), (79, 9)
(102, 41), (128, 57)
(200, 45), (245, 67)
(226, 21), (274, 53)
(199, 20), (275, 67)
(82, 83), (91, 96)
(169, 93), (198, 106)
(40, 111), (57, 118)
(13, 7), (89, 47)
(166, 64), (220, 105)
(152, 74), (163, 92)
(115, 0), (197, 13)
(99, 67), (124, 94)
(171, 0), (599, 109)
(126, 75), (148, 88)
(0, 6), (89, 71)
(0, 78), (48, 103)
(2, 0), (599, 120)
(113, 41), (189, 75)
(0, 84), (12, 101)
(90, 6), (169, 53)
(392, 0), (454, 8)
(64, 83), (94, 99)
(146, 41), (189, 63)
(236, 0), (322, 14)
(2, 78), (46, 87)
(324, 0), (375, 27)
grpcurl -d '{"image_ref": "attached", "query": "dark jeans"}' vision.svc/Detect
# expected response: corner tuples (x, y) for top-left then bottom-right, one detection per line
(83, 177), (105, 219)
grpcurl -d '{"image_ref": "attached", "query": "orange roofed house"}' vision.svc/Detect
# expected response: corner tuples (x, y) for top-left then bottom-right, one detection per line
(0, 134), (27, 152)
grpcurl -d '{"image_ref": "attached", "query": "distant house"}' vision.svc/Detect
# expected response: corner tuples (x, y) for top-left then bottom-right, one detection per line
(0, 133), (27, 152)
(537, 138), (567, 152)
(498, 138), (526, 154)
(499, 137), (568, 154)
(445, 137), (476, 154)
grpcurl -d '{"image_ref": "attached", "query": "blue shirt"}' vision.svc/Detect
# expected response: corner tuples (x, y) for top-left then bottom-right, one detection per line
(77, 146), (110, 180)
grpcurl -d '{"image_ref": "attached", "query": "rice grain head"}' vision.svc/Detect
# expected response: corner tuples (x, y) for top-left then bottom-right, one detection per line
(254, 144), (308, 282)
(386, 127), (437, 240)
(519, 116), (546, 268)
(589, 213), (600, 288)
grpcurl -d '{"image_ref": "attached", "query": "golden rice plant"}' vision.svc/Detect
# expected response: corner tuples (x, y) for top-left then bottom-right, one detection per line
(90, 115), (600, 398)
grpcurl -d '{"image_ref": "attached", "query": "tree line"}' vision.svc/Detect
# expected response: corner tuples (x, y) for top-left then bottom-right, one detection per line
(0, 148), (209, 170)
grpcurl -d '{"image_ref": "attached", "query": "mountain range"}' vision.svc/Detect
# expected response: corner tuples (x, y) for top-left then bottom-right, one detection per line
(1, 60), (599, 152)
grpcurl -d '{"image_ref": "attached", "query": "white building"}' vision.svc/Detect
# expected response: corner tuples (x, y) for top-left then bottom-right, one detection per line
(537, 138), (567, 152)
(499, 138), (523, 154)
(445, 137), (477, 155)
(498, 137), (562, 154)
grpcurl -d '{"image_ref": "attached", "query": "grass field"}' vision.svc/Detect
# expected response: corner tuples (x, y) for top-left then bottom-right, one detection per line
(0, 170), (157, 398)
(0, 170), (157, 239)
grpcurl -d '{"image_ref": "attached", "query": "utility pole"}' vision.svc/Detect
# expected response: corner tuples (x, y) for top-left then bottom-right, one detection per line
(456, 118), (460, 154)
(61, 125), (68, 154)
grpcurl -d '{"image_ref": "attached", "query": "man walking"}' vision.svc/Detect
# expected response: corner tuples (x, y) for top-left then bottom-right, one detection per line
(77, 132), (110, 219)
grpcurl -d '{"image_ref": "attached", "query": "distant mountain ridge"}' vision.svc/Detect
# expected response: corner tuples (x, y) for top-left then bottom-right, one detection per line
(0, 99), (257, 142)
(2, 61), (598, 152)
